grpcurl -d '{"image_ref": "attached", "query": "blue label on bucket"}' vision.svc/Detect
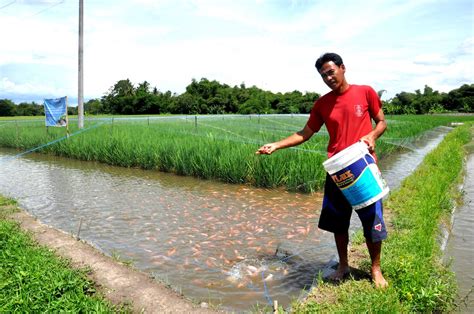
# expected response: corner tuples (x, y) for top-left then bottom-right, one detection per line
(330, 154), (383, 207)
(330, 156), (373, 189)
(340, 167), (383, 206)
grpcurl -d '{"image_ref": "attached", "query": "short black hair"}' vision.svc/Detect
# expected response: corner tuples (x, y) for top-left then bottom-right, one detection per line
(315, 53), (344, 71)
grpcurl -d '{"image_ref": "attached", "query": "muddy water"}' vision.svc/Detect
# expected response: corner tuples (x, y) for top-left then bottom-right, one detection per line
(0, 150), (330, 310)
(445, 152), (474, 312)
(378, 126), (454, 189)
(0, 127), (451, 311)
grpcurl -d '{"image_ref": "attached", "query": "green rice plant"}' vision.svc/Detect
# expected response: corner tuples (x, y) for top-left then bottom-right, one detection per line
(0, 115), (473, 192)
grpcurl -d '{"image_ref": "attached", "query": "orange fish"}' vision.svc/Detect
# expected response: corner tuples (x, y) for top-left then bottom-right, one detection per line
(205, 259), (215, 268)
(167, 247), (176, 256)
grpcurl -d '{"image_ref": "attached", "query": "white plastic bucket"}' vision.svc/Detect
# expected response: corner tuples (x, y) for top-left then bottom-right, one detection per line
(322, 141), (389, 210)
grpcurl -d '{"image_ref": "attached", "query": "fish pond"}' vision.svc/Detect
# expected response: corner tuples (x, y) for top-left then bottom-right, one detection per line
(0, 119), (455, 311)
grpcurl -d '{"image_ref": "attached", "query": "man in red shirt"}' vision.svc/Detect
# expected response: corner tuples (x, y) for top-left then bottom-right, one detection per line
(256, 52), (388, 288)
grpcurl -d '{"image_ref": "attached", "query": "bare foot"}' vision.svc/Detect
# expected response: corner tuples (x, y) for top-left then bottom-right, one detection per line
(372, 268), (388, 288)
(328, 265), (350, 282)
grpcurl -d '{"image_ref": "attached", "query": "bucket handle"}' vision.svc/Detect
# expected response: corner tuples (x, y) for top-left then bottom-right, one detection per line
(363, 154), (375, 165)
(359, 140), (375, 166)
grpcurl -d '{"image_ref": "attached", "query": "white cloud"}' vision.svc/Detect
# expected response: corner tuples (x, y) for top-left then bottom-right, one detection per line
(0, 76), (63, 95)
(1, 0), (472, 103)
(0, 14), (76, 66)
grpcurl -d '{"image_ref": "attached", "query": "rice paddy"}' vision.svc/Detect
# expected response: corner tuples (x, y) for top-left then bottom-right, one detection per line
(1, 114), (473, 193)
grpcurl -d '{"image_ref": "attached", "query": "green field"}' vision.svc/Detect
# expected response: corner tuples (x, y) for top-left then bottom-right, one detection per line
(1, 114), (473, 192)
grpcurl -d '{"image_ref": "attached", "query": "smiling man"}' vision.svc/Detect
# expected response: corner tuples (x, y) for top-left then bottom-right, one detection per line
(256, 52), (388, 288)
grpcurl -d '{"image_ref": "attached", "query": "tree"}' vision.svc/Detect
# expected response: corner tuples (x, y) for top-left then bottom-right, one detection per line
(134, 81), (156, 114)
(84, 99), (102, 115)
(14, 77), (466, 117)
(443, 84), (474, 112)
(299, 92), (319, 113)
(168, 92), (198, 114)
(14, 102), (43, 116)
(155, 91), (174, 114)
(184, 78), (236, 114)
(390, 92), (417, 114)
(238, 88), (269, 114)
(0, 99), (15, 116)
(102, 79), (135, 114)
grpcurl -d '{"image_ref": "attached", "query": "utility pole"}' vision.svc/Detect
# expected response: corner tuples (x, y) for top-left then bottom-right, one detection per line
(78, 0), (84, 128)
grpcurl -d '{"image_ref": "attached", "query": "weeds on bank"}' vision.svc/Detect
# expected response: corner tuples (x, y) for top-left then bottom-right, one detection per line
(294, 124), (471, 313)
(0, 196), (119, 312)
(0, 197), (17, 218)
(382, 124), (470, 312)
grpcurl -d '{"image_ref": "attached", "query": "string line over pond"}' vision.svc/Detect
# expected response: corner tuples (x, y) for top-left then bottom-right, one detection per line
(0, 122), (106, 165)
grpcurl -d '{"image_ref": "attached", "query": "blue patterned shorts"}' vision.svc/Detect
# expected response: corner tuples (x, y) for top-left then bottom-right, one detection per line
(318, 174), (387, 242)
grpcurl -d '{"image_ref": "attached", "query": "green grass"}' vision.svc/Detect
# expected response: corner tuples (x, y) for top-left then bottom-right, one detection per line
(293, 123), (472, 313)
(0, 197), (118, 312)
(0, 114), (473, 193)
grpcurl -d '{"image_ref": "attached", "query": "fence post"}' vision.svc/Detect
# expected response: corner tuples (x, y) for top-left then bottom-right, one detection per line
(76, 217), (83, 240)
(16, 121), (19, 144)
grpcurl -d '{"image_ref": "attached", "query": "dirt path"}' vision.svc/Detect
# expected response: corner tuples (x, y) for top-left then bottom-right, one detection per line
(8, 210), (219, 314)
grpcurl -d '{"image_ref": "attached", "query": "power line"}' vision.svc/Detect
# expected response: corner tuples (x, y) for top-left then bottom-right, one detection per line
(29, 0), (64, 17)
(0, 0), (15, 10)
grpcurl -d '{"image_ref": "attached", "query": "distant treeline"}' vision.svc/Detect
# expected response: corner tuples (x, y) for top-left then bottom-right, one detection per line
(1, 78), (472, 117)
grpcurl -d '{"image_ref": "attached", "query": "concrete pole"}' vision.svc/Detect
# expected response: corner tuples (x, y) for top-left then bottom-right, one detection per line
(78, 0), (84, 128)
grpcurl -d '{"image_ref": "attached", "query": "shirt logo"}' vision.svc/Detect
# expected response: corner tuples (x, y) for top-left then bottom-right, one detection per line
(354, 104), (364, 117)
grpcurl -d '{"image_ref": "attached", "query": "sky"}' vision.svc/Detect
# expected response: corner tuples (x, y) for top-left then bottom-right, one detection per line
(0, 0), (473, 105)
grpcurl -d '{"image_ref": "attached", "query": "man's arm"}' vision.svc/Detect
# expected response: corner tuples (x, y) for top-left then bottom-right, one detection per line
(256, 123), (315, 155)
(360, 109), (387, 153)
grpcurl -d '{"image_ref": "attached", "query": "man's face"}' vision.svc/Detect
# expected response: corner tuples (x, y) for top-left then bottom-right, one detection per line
(318, 61), (346, 91)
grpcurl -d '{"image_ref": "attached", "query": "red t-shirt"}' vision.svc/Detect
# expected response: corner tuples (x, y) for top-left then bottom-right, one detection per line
(307, 84), (382, 158)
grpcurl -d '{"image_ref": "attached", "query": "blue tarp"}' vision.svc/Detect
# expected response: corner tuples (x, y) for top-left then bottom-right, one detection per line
(44, 97), (67, 127)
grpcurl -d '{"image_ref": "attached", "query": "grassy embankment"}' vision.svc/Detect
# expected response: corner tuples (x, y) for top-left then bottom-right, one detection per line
(0, 199), (121, 312)
(1, 114), (473, 193)
(293, 123), (472, 313)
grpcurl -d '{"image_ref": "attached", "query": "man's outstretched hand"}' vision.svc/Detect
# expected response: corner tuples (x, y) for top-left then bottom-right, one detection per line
(256, 143), (277, 155)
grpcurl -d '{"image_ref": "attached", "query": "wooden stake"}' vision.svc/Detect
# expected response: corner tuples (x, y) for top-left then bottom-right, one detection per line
(76, 217), (83, 240)
(65, 96), (70, 138)
(273, 300), (278, 313)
